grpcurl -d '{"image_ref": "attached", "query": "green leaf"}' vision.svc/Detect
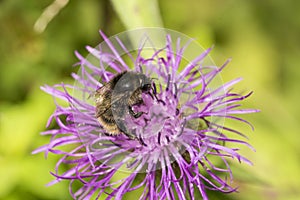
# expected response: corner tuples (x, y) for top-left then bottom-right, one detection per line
(110, 0), (163, 29)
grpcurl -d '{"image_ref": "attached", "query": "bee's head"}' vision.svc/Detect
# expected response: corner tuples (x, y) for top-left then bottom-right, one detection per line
(139, 74), (152, 92)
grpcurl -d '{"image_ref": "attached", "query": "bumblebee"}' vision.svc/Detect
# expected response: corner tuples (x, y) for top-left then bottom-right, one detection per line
(94, 71), (152, 144)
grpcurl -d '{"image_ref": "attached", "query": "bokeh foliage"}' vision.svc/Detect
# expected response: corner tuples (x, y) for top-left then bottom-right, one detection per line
(0, 0), (300, 199)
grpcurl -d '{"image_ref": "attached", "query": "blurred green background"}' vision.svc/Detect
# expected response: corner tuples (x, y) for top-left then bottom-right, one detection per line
(1, 0), (300, 199)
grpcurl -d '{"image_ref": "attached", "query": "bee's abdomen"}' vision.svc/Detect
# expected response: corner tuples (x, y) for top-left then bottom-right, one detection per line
(97, 109), (120, 135)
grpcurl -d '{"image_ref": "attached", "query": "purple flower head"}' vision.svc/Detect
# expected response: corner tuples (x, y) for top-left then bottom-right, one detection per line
(34, 28), (259, 200)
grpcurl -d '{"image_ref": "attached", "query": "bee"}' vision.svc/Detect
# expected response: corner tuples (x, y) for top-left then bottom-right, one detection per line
(94, 71), (153, 145)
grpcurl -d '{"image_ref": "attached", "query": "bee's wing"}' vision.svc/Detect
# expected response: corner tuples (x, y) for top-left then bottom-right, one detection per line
(94, 84), (111, 117)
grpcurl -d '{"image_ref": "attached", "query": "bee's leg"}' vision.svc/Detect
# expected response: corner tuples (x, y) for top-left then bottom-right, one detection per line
(150, 84), (165, 105)
(150, 91), (165, 105)
(137, 135), (147, 146)
(103, 132), (111, 136)
(147, 91), (155, 100)
(116, 118), (147, 146)
(128, 106), (144, 118)
(128, 128), (147, 146)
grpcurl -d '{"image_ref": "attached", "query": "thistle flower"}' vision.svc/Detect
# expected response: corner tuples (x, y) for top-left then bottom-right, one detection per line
(34, 29), (258, 200)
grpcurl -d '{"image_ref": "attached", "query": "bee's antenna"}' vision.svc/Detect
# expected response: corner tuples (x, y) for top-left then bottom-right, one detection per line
(150, 83), (165, 105)
(152, 82), (157, 95)
(138, 64), (143, 73)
